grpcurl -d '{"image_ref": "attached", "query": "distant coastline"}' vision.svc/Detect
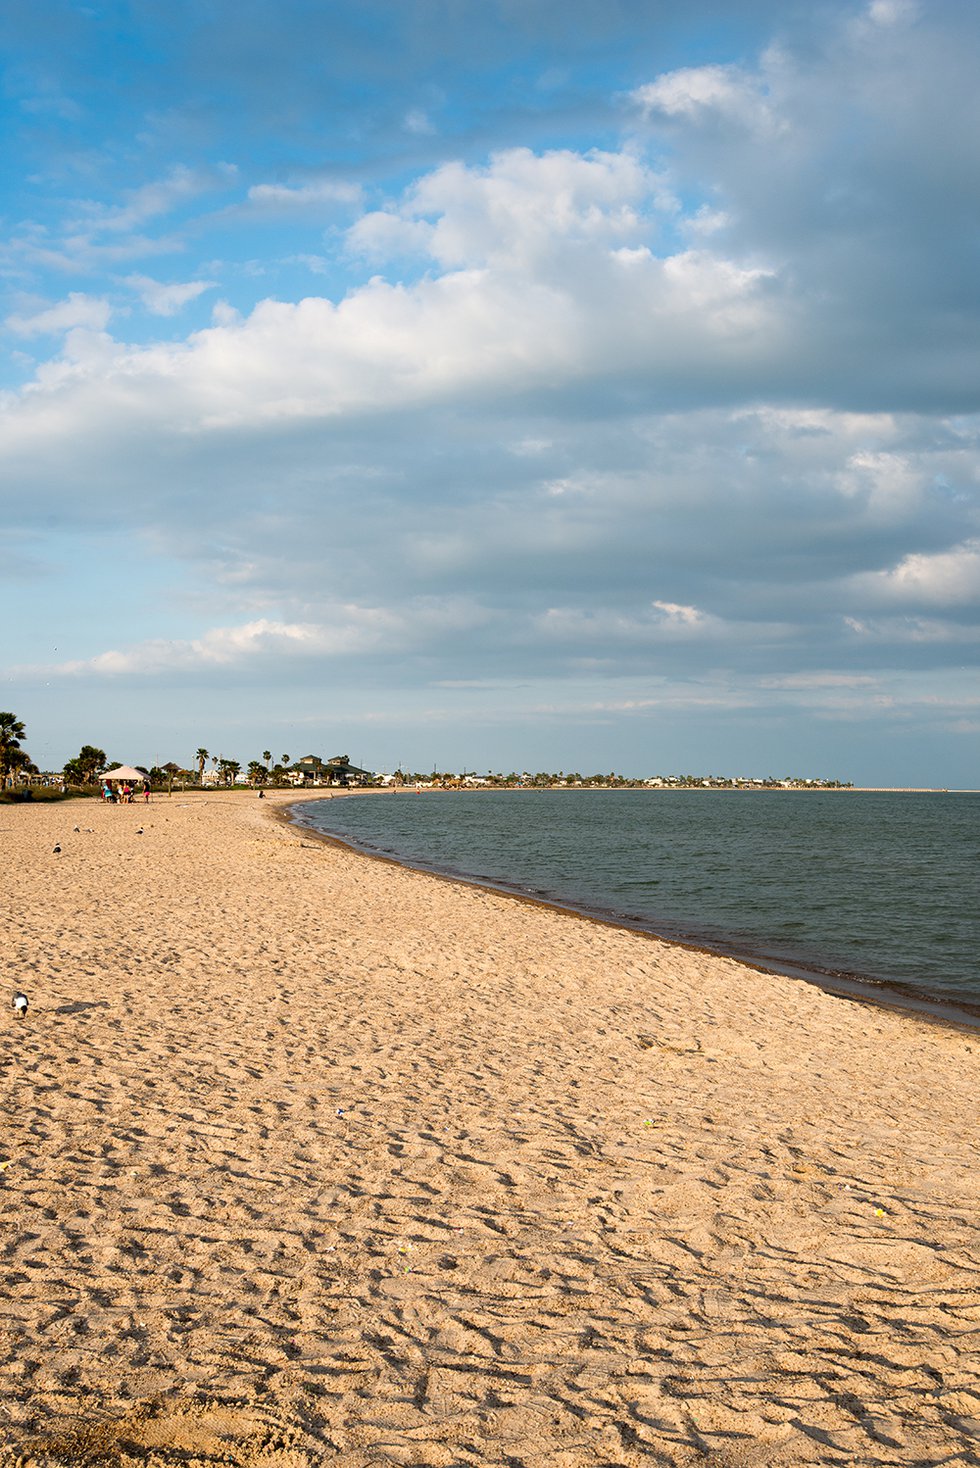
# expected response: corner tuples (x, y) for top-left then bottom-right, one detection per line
(381, 782), (964, 794)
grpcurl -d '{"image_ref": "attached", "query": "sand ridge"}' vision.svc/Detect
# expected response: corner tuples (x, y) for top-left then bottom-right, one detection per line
(0, 791), (977, 1466)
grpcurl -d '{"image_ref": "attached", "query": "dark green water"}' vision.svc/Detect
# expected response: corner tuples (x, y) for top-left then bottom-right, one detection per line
(294, 789), (979, 1017)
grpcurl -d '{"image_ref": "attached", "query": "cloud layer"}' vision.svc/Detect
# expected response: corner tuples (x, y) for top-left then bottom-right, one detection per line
(1, 0), (978, 781)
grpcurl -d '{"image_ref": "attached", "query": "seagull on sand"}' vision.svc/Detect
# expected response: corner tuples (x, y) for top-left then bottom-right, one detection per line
(12, 993), (27, 1019)
(135, 827), (144, 836)
(52, 843), (61, 854)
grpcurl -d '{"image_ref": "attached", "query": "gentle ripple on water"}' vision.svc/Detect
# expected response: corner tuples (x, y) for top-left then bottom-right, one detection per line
(293, 789), (980, 1014)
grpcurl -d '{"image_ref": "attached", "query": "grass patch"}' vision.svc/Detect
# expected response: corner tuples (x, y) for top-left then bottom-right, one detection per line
(0, 787), (71, 803)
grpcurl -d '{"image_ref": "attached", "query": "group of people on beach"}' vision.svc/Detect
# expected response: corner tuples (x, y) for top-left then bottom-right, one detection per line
(101, 783), (150, 804)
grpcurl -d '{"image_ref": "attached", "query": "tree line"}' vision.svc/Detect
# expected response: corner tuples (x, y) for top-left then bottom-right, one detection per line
(2, 712), (852, 795)
(0, 718), (334, 791)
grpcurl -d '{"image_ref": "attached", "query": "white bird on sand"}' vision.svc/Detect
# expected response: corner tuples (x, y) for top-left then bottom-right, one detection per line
(52, 843), (61, 854)
(12, 992), (28, 1019)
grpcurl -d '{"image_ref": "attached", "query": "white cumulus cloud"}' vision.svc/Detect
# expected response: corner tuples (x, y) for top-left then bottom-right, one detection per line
(855, 540), (980, 607)
(125, 275), (217, 316)
(7, 293), (112, 337)
(348, 147), (661, 270)
(631, 64), (778, 133)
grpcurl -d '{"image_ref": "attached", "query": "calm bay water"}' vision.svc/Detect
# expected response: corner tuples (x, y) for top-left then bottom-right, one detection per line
(294, 789), (980, 1017)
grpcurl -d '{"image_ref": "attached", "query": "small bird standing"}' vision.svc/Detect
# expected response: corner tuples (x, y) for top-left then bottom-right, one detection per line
(52, 843), (61, 854)
(12, 992), (28, 1019)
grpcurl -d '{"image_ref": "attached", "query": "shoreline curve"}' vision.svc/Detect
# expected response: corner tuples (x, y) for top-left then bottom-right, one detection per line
(277, 789), (980, 1036)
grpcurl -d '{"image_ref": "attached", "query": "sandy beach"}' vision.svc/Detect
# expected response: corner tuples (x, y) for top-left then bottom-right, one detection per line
(1, 791), (977, 1467)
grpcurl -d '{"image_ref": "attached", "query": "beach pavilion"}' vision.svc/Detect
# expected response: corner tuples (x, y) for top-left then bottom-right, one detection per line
(102, 765), (147, 786)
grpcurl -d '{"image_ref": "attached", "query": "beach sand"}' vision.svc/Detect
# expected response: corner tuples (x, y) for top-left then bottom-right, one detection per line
(1, 791), (977, 1467)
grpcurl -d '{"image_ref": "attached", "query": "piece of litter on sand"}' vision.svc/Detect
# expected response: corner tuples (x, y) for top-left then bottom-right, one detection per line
(874, 1207), (886, 1217)
(0, 1161), (11, 1172)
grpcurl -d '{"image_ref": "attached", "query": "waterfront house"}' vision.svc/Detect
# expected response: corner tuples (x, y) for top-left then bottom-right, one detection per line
(290, 754), (374, 786)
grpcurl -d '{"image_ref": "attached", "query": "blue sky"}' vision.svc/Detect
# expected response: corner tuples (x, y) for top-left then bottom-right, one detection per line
(2, 0), (979, 783)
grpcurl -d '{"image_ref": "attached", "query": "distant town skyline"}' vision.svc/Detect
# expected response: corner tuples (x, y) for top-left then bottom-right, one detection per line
(2, 1), (978, 788)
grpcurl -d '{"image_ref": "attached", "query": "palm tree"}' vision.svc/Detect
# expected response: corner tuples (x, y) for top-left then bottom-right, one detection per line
(262, 750), (272, 767)
(62, 757), (86, 786)
(196, 748), (209, 783)
(0, 712), (27, 787)
(62, 745), (106, 788)
(281, 754), (290, 768)
(7, 747), (37, 783)
(77, 745), (106, 784)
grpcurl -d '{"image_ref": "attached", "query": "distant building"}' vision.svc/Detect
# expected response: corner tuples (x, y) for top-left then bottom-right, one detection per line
(326, 756), (375, 786)
(292, 755), (325, 782)
(290, 754), (375, 787)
